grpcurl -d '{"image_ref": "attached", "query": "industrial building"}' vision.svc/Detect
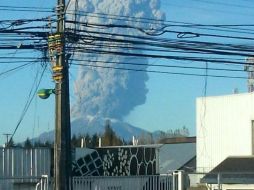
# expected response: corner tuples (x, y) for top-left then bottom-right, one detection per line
(0, 140), (195, 189)
(196, 92), (254, 173)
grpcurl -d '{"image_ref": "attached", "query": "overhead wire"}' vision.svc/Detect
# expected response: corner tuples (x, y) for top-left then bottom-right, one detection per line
(7, 63), (47, 146)
(66, 19), (254, 41)
(163, 2), (254, 17)
(66, 9), (254, 28)
(65, 11), (254, 34)
(0, 8), (253, 82)
(69, 58), (248, 74)
(190, 0), (254, 9)
(71, 62), (247, 79)
(0, 62), (34, 78)
(1, 2), (254, 145)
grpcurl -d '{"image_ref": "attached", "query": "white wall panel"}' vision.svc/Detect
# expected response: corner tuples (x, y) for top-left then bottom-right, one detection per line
(196, 92), (254, 173)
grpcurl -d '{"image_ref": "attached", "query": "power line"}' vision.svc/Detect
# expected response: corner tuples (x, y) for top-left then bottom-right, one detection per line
(67, 20), (254, 41)
(68, 47), (252, 65)
(191, 0), (254, 9)
(71, 62), (247, 79)
(0, 62), (34, 78)
(0, 5), (52, 10)
(66, 10), (254, 30)
(69, 58), (248, 73)
(7, 64), (47, 147)
(163, 2), (254, 17)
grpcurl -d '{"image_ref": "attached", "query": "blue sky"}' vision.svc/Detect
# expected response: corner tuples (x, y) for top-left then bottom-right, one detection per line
(126, 0), (252, 134)
(0, 0), (253, 145)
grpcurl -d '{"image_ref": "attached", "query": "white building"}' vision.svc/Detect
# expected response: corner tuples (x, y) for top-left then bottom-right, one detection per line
(196, 92), (254, 173)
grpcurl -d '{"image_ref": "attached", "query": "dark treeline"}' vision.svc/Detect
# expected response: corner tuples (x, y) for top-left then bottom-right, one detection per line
(6, 125), (189, 148)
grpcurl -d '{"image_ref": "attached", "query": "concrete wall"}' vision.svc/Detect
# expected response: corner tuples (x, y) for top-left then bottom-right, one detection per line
(196, 92), (254, 173)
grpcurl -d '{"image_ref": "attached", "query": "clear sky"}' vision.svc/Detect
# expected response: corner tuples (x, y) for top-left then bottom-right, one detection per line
(0, 0), (253, 145)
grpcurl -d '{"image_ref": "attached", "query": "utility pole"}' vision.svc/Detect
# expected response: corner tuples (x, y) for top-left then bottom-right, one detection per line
(3, 133), (11, 147)
(54, 0), (72, 189)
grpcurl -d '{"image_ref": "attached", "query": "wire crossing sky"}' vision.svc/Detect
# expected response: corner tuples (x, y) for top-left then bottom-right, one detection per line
(0, 0), (253, 145)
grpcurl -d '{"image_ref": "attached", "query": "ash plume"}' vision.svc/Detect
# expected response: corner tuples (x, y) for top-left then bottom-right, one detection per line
(69, 0), (165, 121)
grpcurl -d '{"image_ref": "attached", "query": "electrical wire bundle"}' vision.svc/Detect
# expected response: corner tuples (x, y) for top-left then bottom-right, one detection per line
(1, 3), (254, 144)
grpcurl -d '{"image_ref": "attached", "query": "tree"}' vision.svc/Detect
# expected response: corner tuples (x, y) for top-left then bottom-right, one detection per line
(84, 134), (92, 147)
(44, 141), (53, 148)
(157, 131), (167, 141)
(24, 137), (33, 148)
(33, 140), (43, 147)
(181, 126), (189, 137)
(102, 119), (123, 146)
(71, 134), (79, 147)
(139, 132), (154, 145)
(166, 129), (174, 138)
(7, 138), (15, 147)
(33, 140), (52, 148)
(71, 133), (100, 148)
(91, 134), (99, 147)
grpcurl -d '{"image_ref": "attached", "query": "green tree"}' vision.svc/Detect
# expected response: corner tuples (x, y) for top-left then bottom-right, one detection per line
(102, 120), (123, 146)
(139, 132), (154, 145)
(33, 140), (42, 147)
(24, 137), (33, 148)
(166, 129), (174, 138)
(44, 141), (52, 148)
(180, 126), (189, 136)
(91, 134), (99, 147)
(84, 134), (92, 147)
(71, 134), (79, 147)
(33, 140), (51, 147)
(7, 138), (15, 147)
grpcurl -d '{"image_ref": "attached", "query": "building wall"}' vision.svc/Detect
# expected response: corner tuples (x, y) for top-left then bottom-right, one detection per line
(73, 146), (157, 176)
(196, 92), (254, 173)
(222, 184), (254, 190)
(0, 148), (51, 177)
(209, 183), (254, 190)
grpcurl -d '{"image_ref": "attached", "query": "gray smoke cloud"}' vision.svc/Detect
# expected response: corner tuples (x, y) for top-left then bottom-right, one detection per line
(69, 0), (165, 121)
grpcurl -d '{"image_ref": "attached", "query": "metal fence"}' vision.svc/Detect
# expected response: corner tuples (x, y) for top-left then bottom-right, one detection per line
(0, 175), (173, 190)
(73, 175), (173, 190)
(0, 148), (51, 178)
(2, 170), (254, 190)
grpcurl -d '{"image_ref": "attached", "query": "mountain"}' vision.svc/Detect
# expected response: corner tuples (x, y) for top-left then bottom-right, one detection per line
(35, 116), (148, 143)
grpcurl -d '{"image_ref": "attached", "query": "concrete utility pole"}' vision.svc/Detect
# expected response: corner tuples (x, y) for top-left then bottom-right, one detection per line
(2, 133), (11, 147)
(54, 0), (72, 189)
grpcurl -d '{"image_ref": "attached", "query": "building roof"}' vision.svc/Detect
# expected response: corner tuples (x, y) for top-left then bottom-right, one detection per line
(158, 137), (196, 144)
(197, 91), (254, 100)
(159, 143), (196, 173)
(97, 144), (162, 149)
(201, 156), (254, 184)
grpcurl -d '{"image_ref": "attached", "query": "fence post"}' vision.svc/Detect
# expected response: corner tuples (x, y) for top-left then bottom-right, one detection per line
(41, 175), (48, 190)
(35, 178), (42, 190)
(217, 173), (221, 190)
